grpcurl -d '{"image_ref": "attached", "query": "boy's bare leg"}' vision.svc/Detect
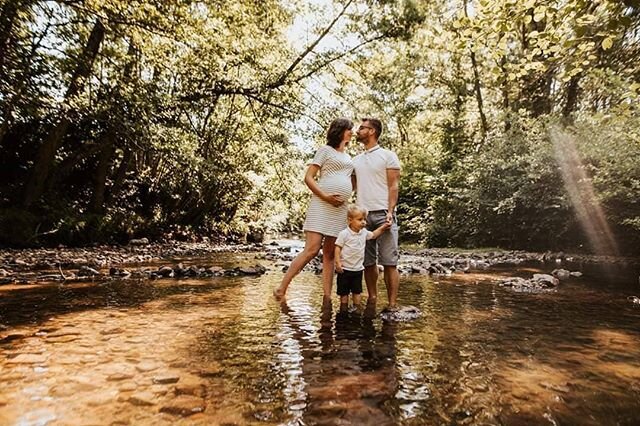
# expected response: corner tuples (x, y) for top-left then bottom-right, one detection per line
(383, 265), (400, 308)
(339, 296), (349, 313)
(352, 293), (362, 307)
(274, 231), (323, 299)
(364, 264), (378, 302)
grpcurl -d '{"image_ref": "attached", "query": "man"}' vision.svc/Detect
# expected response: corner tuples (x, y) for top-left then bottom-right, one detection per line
(352, 117), (401, 309)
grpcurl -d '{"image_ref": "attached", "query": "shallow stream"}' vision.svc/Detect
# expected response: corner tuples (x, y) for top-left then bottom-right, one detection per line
(1, 249), (639, 425)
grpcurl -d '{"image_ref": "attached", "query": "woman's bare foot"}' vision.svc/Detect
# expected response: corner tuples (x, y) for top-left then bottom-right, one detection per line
(273, 288), (285, 300)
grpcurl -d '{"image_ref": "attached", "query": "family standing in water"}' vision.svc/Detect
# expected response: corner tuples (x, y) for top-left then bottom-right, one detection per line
(273, 117), (401, 311)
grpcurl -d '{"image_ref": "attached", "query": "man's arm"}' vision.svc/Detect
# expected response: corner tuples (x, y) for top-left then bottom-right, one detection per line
(386, 168), (400, 224)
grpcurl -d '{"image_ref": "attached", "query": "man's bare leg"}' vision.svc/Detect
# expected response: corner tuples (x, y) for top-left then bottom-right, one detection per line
(364, 264), (378, 303)
(383, 265), (400, 308)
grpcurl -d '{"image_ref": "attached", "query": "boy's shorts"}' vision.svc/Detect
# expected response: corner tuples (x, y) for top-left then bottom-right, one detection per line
(336, 269), (363, 296)
(364, 210), (399, 267)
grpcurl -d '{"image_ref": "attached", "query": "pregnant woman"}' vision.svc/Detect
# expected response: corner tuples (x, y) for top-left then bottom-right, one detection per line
(274, 118), (354, 301)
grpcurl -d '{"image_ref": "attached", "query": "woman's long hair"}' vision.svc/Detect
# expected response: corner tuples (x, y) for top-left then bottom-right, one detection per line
(326, 118), (353, 148)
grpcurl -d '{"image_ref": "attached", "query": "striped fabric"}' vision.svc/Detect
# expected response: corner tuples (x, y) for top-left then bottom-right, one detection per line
(303, 145), (354, 237)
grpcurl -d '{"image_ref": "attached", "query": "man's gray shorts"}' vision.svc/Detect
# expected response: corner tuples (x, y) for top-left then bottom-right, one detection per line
(364, 210), (399, 267)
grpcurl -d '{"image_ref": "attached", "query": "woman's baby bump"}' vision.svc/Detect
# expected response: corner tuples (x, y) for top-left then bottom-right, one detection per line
(319, 174), (352, 198)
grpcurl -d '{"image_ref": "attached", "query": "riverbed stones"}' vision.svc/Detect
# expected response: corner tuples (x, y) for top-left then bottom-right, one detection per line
(77, 266), (101, 277)
(6, 354), (48, 364)
(153, 374), (180, 384)
(174, 377), (207, 397)
(128, 391), (156, 406)
(552, 269), (572, 280)
(160, 395), (206, 416)
(135, 362), (161, 373)
(533, 274), (559, 287)
(129, 238), (149, 246)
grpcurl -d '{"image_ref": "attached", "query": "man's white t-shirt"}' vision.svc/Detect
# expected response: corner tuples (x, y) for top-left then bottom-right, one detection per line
(352, 145), (401, 211)
(335, 227), (375, 271)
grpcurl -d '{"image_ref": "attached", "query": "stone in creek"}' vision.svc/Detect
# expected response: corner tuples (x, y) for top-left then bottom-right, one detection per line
(540, 381), (570, 393)
(78, 266), (101, 276)
(46, 335), (80, 343)
(237, 265), (267, 275)
(160, 395), (206, 417)
(0, 332), (29, 343)
(207, 266), (224, 276)
(380, 305), (422, 322)
(47, 328), (81, 338)
(86, 390), (119, 407)
(570, 271), (583, 277)
(119, 383), (137, 392)
(50, 380), (99, 397)
(196, 365), (223, 377)
(153, 375), (180, 384)
(532, 273), (559, 287)
(0, 268), (10, 277)
(157, 266), (174, 277)
(135, 362), (161, 373)
(128, 391), (157, 406)
(107, 372), (135, 381)
(100, 327), (124, 335)
(6, 354), (48, 364)
(552, 269), (572, 280)
(174, 378), (207, 397)
(129, 238), (149, 245)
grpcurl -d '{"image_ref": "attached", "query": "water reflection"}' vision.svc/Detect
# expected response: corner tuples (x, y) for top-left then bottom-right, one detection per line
(1, 252), (640, 425)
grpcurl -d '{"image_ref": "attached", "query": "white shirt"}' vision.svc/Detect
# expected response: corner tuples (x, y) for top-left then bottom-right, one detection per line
(335, 227), (375, 271)
(352, 145), (401, 211)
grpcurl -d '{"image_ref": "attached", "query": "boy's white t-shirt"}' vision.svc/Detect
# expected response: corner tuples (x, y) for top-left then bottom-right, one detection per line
(352, 145), (401, 211)
(335, 227), (375, 271)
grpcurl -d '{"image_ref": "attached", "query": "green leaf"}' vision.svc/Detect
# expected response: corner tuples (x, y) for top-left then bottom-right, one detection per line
(601, 37), (613, 50)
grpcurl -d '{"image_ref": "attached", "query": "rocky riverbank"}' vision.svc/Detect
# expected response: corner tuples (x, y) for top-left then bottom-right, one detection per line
(0, 240), (268, 285)
(1, 240), (638, 286)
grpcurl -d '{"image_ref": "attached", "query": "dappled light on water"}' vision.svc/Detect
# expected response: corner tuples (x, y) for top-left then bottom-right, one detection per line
(1, 252), (640, 424)
(550, 125), (620, 256)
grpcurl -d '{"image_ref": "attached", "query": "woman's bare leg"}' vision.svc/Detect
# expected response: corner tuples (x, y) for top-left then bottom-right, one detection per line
(274, 231), (323, 299)
(321, 236), (336, 298)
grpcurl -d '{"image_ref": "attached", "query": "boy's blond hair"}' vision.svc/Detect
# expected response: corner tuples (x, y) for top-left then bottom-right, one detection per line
(347, 204), (367, 219)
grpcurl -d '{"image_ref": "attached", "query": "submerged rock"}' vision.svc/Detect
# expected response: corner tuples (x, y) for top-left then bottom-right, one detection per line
(129, 238), (149, 245)
(499, 273), (559, 292)
(380, 305), (422, 322)
(160, 395), (206, 416)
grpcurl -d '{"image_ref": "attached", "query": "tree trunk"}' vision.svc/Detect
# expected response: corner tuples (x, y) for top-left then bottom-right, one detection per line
(106, 149), (132, 204)
(23, 19), (105, 207)
(562, 74), (581, 123)
(463, 0), (487, 142)
(90, 135), (115, 213)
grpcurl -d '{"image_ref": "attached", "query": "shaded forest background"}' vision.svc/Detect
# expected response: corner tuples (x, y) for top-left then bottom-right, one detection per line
(0, 0), (639, 255)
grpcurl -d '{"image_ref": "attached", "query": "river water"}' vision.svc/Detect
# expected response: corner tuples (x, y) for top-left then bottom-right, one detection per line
(1, 250), (639, 425)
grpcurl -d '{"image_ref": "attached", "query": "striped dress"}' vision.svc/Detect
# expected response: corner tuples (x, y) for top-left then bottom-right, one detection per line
(303, 145), (354, 237)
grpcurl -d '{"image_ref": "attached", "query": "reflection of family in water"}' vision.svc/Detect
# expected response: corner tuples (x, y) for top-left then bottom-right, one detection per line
(281, 298), (399, 424)
(274, 117), (401, 314)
